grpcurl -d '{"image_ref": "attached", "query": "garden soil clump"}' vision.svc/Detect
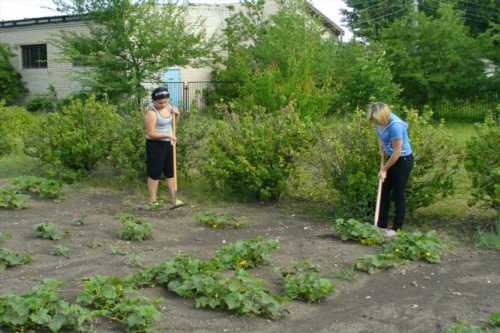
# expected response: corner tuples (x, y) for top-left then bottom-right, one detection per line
(0, 183), (498, 333)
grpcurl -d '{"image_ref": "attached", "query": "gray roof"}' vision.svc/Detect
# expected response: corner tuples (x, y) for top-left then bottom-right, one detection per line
(0, 15), (84, 29)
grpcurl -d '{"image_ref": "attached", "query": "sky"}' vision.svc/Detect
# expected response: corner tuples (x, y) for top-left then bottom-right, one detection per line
(0, 0), (352, 38)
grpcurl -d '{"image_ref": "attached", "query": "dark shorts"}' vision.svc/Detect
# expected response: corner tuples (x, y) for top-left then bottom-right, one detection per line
(146, 139), (174, 180)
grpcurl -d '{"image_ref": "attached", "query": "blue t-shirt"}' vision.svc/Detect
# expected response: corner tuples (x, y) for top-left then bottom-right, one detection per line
(376, 114), (412, 157)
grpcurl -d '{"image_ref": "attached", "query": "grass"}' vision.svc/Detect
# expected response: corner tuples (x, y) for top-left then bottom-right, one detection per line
(0, 155), (41, 179)
(476, 221), (500, 251)
(415, 121), (497, 244)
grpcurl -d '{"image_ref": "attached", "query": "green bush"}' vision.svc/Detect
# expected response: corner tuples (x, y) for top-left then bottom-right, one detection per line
(281, 260), (335, 302)
(0, 187), (29, 209)
(354, 253), (403, 274)
(0, 247), (32, 271)
(117, 214), (153, 241)
(25, 96), (122, 173)
(33, 223), (64, 240)
(0, 279), (95, 333)
(26, 95), (56, 112)
(464, 114), (500, 211)
(299, 109), (460, 219)
(334, 218), (384, 246)
(77, 275), (160, 332)
(214, 238), (280, 270)
(11, 176), (64, 200)
(0, 43), (27, 105)
(384, 230), (443, 263)
(108, 110), (146, 180)
(195, 211), (242, 229)
(0, 103), (35, 156)
(327, 42), (400, 113)
(203, 104), (312, 201)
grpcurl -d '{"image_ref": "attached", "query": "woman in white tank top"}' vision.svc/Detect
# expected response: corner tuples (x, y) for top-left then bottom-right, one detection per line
(144, 87), (182, 209)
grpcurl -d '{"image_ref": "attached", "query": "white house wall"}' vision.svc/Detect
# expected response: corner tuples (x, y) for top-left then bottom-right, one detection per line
(0, 21), (89, 98)
(0, 0), (335, 98)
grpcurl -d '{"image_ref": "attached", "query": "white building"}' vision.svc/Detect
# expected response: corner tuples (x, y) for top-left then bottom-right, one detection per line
(0, 1), (342, 100)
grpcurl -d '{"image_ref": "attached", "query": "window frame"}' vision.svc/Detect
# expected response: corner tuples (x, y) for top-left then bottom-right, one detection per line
(21, 44), (48, 69)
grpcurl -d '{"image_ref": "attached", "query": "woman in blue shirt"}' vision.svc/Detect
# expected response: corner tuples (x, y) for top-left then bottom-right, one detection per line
(368, 102), (414, 236)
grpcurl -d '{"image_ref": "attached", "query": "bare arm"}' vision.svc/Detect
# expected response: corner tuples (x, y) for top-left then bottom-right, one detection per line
(144, 111), (170, 140)
(380, 139), (402, 179)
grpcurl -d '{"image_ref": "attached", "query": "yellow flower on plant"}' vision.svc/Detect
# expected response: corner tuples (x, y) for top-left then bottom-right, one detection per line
(238, 259), (248, 268)
(426, 252), (432, 257)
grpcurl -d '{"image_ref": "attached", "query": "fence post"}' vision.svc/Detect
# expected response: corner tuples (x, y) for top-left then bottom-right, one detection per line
(183, 82), (188, 111)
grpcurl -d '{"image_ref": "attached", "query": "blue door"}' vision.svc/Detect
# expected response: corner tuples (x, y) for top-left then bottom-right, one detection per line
(164, 68), (182, 108)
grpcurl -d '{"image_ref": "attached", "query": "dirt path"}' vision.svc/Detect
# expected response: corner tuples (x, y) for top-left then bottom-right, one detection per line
(0, 186), (499, 333)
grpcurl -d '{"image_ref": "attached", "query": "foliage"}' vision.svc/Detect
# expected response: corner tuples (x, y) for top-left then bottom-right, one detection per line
(354, 253), (404, 274)
(129, 236), (287, 320)
(0, 247), (32, 271)
(203, 105), (312, 201)
(302, 109), (459, 219)
(327, 42), (400, 113)
(334, 218), (384, 246)
(381, 4), (491, 106)
(52, 245), (71, 258)
(476, 223), (500, 251)
(281, 260), (335, 302)
(442, 311), (500, 332)
(0, 103), (34, 156)
(54, 0), (208, 108)
(108, 110), (146, 180)
(195, 212), (242, 229)
(0, 187), (29, 209)
(343, 0), (498, 42)
(342, 0), (415, 41)
(117, 214), (153, 241)
(491, 312), (500, 327)
(0, 279), (95, 333)
(11, 176), (64, 200)
(77, 275), (160, 333)
(176, 109), (217, 178)
(26, 95), (56, 113)
(25, 96), (122, 173)
(213, 0), (336, 119)
(419, 0), (499, 37)
(443, 322), (484, 333)
(214, 238), (280, 270)
(33, 223), (64, 241)
(192, 269), (287, 320)
(464, 115), (500, 210)
(384, 230), (443, 263)
(0, 43), (27, 105)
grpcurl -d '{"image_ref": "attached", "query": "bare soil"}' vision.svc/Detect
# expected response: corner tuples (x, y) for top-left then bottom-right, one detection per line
(1, 185), (499, 333)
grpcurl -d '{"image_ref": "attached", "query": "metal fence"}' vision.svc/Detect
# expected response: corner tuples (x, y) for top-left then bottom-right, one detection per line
(426, 95), (499, 122)
(145, 81), (238, 112)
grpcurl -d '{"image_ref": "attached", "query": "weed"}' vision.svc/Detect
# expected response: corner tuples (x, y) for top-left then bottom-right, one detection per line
(281, 260), (335, 302)
(117, 214), (153, 241)
(33, 223), (64, 240)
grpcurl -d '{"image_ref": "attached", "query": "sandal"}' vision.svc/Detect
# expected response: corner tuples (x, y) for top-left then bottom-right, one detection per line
(145, 200), (163, 211)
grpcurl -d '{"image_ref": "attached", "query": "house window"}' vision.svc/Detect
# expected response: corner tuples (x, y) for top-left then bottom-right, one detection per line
(21, 44), (47, 68)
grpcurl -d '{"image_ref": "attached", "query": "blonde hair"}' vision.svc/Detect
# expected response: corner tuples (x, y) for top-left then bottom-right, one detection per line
(368, 102), (391, 125)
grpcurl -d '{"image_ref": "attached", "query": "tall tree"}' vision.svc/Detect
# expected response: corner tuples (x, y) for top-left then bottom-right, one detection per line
(342, 0), (415, 41)
(0, 43), (27, 105)
(419, 0), (499, 36)
(380, 3), (490, 105)
(343, 0), (499, 41)
(53, 0), (209, 109)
